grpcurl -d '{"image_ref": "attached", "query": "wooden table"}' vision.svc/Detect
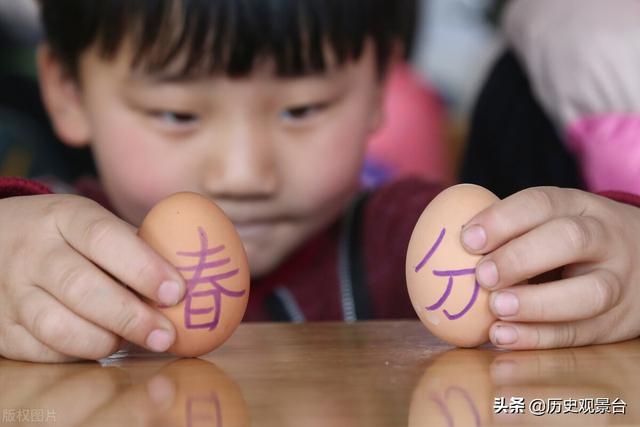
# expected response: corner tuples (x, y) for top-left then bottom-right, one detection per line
(1, 321), (639, 426)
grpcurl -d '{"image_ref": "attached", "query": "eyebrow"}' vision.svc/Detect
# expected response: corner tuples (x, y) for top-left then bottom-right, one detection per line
(127, 61), (347, 88)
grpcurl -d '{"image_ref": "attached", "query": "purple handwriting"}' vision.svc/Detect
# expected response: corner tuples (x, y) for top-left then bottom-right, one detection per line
(187, 392), (223, 427)
(176, 226), (245, 330)
(415, 228), (479, 320)
(429, 386), (481, 427)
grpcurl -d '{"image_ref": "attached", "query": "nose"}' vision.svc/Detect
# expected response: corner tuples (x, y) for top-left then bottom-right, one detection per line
(200, 122), (279, 199)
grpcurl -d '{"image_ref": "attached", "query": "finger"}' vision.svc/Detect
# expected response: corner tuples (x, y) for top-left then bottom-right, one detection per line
(461, 187), (591, 254)
(17, 289), (120, 360)
(36, 245), (177, 353)
(0, 359), (96, 410)
(474, 215), (608, 290)
(0, 322), (76, 363)
(27, 365), (121, 426)
(489, 269), (621, 322)
(489, 348), (586, 385)
(489, 320), (599, 350)
(55, 197), (185, 306)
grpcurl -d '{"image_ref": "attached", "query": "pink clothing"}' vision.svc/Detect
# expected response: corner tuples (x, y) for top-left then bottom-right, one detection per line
(568, 114), (640, 195)
(504, 0), (640, 195)
(364, 62), (449, 186)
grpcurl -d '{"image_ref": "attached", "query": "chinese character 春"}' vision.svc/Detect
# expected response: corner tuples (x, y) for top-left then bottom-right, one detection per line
(176, 227), (246, 330)
(187, 392), (222, 427)
(415, 228), (480, 320)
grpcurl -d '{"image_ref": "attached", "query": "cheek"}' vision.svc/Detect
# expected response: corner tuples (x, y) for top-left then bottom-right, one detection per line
(89, 112), (187, 222)
(285, 98), (376, 213)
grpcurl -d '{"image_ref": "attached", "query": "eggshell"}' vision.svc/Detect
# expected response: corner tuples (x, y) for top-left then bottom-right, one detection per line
(406, 184), (498, 347)
(138, 192), (250, 357)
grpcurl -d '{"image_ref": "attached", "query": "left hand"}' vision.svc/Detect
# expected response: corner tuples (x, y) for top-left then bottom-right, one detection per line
(460, 186), (640, 349)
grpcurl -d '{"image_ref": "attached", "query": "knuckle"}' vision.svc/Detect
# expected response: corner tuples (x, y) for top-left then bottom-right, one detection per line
(590, 271), (620, 315)
(533, 326), (543, 348)
(7, 233), (27, 261)
(39, 195), (69, 218)
(555, 323), (577, 348)
(45, 194), (90, 220)
(0, 325), (8, 357)
(57, 267), (92, 307)
(500, 246), (529, 279)
(80, 216), (114, 254)
(87, 334), (121, 360)
(528, 291), (547, 321)
(526, 187), (558, 218)
(563, 217), (593, 253)
(481, 205), (502, 231)
(31, 308), (69, 346)
(133, 255), (164, 293)
(116, 304), (151, 338)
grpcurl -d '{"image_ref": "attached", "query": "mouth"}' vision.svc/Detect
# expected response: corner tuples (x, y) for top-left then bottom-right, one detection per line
(232, 220), (275, 239)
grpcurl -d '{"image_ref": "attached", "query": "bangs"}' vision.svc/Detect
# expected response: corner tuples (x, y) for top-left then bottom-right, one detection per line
(40, 0), (414, 78)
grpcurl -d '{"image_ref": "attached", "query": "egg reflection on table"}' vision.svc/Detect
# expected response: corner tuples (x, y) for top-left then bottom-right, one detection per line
(409, 349), (497, 427)
(138, 192), (250, 357)
(408, 342), (640, 426)
(157, 358), (250, 427)
(406, 184), (498, 347)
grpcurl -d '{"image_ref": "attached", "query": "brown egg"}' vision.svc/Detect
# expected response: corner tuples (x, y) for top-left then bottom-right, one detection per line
(138, 192), (250, 357)
(406, 184), (498, 347)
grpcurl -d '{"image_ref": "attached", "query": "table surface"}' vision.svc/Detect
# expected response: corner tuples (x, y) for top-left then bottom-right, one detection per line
(1, 320), (639, 426)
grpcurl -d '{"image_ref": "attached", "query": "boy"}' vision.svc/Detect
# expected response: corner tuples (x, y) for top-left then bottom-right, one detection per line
(2, 0), (640, 363)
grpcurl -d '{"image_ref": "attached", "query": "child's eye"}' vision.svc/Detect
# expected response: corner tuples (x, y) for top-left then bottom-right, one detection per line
(150, 110), (199, 127)
(280, 102), (329, 122)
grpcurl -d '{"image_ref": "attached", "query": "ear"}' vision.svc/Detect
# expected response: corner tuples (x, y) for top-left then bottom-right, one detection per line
(368, 87), (385, 135)
(36, 44), (91, 147)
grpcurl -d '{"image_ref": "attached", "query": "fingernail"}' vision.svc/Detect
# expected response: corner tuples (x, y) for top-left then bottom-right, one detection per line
(146, 329), (172, 352)
(158, 280), (182, 306)
(494, 325), (518, 345)
(477, 260), (499, 288)
(462, 225), (486, 251)
(493, 292), (519, 317)
(147, 375), (175, 409)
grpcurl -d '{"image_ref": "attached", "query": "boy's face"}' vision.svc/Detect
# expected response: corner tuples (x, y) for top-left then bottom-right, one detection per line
(39, 40), (384, 278)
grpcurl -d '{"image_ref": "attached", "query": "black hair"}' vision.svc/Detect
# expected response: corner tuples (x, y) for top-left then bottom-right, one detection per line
(37, 0), (417, 79)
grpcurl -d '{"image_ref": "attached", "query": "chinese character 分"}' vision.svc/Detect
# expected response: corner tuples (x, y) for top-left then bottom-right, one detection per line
(176, 227), (246, 330)
(429, 386), (481, 427)
(415, 228), (480, 320)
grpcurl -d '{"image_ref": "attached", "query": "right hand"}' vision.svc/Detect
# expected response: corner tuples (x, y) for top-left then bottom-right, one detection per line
(0, 194), (186, 362)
